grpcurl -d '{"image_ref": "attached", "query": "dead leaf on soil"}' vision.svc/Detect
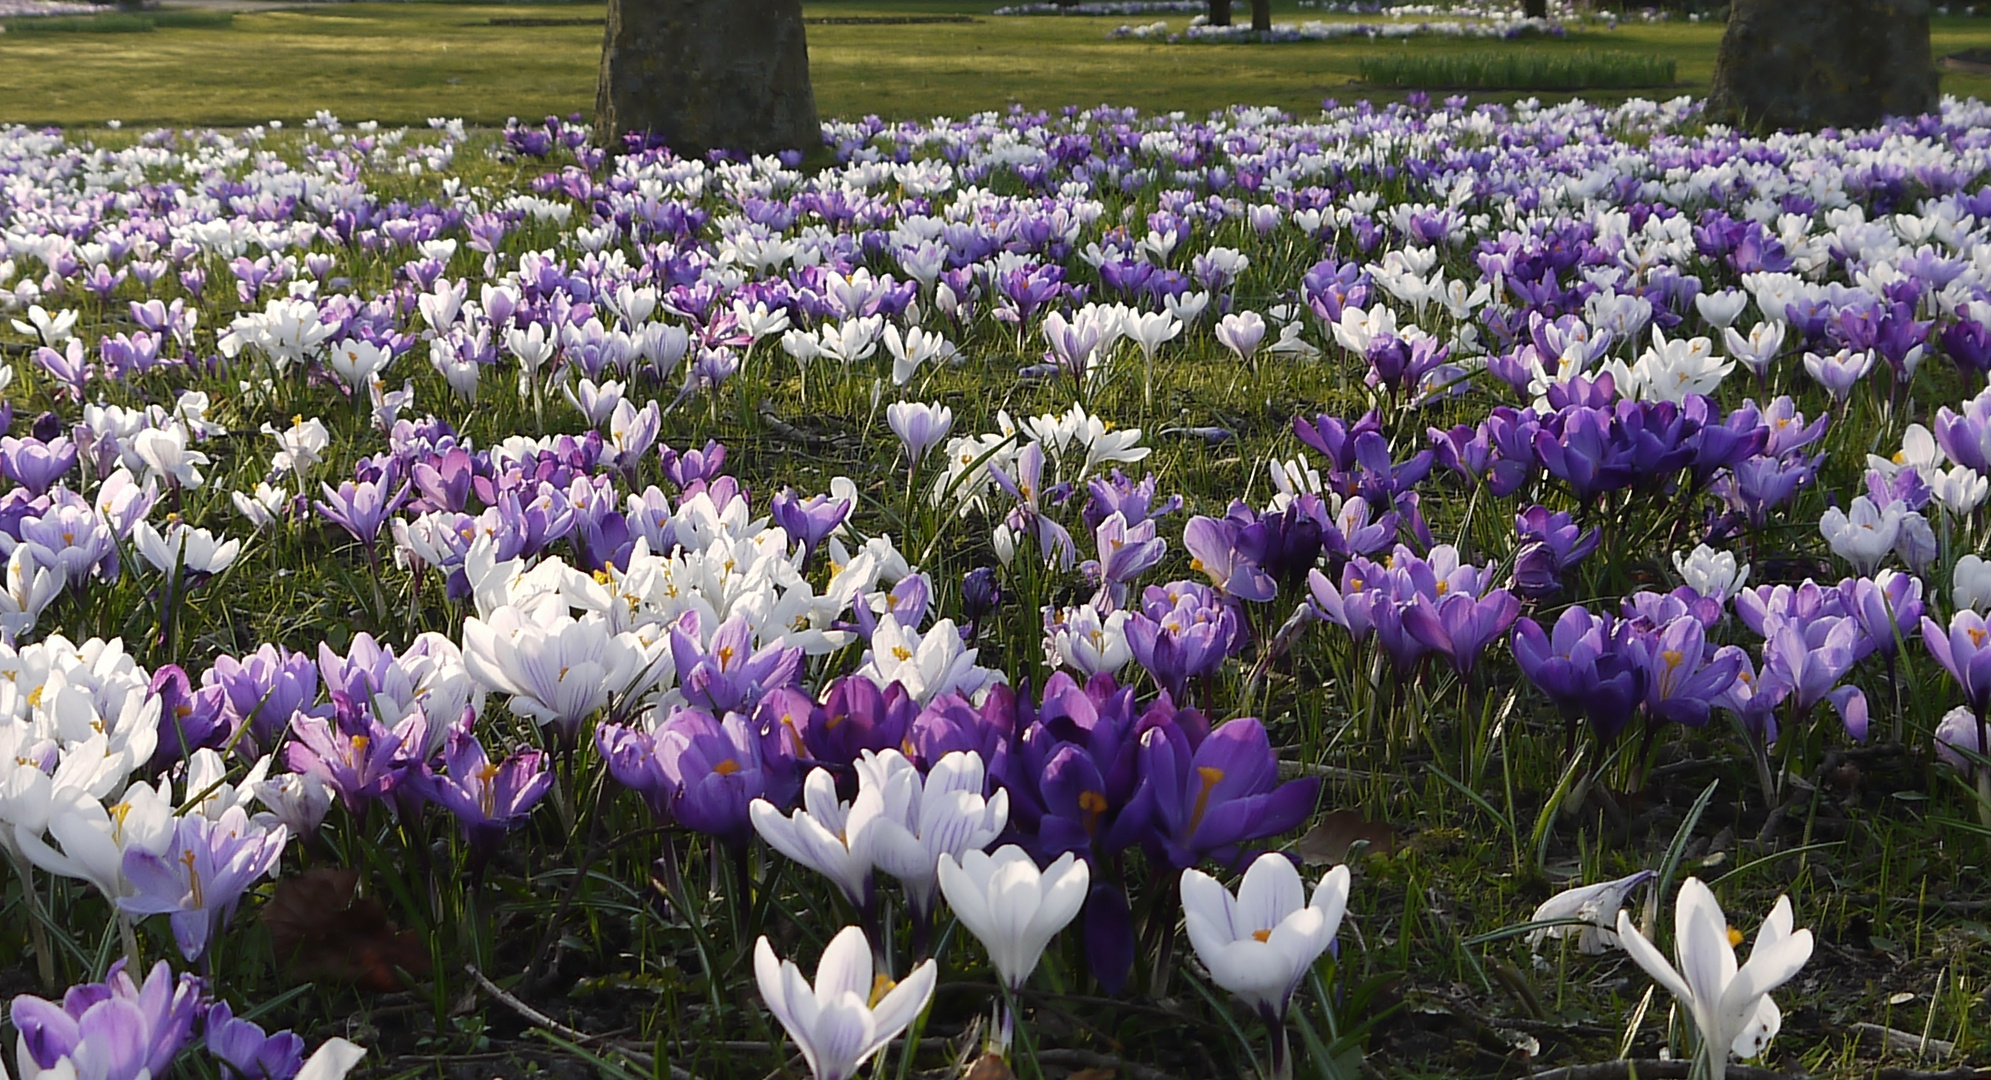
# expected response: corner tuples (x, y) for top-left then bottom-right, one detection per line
(1295, 808), (1400, 865)
(263, 867), (431, 991)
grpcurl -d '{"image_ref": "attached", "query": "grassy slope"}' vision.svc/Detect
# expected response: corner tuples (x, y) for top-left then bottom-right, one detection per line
(4, 2), (1991, 128)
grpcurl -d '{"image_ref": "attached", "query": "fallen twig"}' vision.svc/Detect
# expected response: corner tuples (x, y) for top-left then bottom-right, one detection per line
(1528, 1061), (1788, 1080)
(464, 964), (700, 1080)
(1034, 1048), (1187, 1080)
(1847, 1022), (1957, 1059)
(1874, 1070), (1991, 1080)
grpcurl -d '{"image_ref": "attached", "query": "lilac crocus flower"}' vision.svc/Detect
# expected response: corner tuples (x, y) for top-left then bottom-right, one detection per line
(120, 807), (288, 962)
(769, 488), (851, 563)
(656, 706), (786, 844)
(1133, 715), (1319, 871)
(1404, 589), (1521, 675)
(1082, 470), (1182, 531)
(1510, 505), (1600, 599)
(1126, 581), (1241, 702)
(205, 1000), (306, 1080)
(11, 960), (203, 1080)
(314, 477), (412, 550)
(0, 436), (78, 496)
(1923, 610), (1991, 715)
(1838, 571), (1923, 661)
(284, 699), (429, 811)
(1630, 616), (1744, 728)
(670, 613), (803, 715)
(203, 643), (320, 755)
(414, 721), (551, 855)
(1183, 511), (1276, 602)
(1089, 511), (1165, 601)
(147, 664), (229, 771)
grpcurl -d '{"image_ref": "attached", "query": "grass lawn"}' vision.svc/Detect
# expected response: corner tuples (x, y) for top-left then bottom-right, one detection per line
(4, 1), (1991, 129)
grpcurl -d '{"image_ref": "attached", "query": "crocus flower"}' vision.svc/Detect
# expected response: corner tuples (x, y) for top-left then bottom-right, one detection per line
(1819, 496), (1903, 574)
(937, 845), (1089, 993)
(1614, 879), (1812, 1080)
(1404, 588), (1521, 675)
(1525, 869), (1653, 954)
(119, 807), (287, 962)
(751, 767), (875, 911)
(852, 748), (1007, 921)
(414, 722), (550, 856)
(671, 613), (802, 716)
(206, 1000), (305, 1080)
(10, 960), (202, 1080)
(1126, 581), (1241, 702)
(1922, 610), (1991, 715)
(313, 477), (411, 550)
(284, 700), (429, 811)
(886, 401), (954, 470)
(1182, 854), (1349, 1076)
(754, 925), (937, 1080)
(1135, 716), (1319, 871)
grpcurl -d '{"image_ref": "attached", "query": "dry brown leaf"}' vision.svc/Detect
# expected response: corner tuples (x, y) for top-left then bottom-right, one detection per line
(1294, 808), (1399, 865)
(963, 1052), (1014, 1080)
(263, 867), (431, 991)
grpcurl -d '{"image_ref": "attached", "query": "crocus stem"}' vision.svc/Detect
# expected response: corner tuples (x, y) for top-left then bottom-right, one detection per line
(118, 913), (138, 969)
(1977, 708), (1991, 830)
(1266, 1016), (1292, 1080)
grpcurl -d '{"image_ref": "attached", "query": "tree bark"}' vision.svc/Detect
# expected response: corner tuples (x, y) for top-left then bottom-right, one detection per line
(1706, 0), (1937, 131)
(1207, 0), (1232, 26)
(1523, 0), (1548, 17)
(1251, 0), (1270, 30)
(595, 0), (820, 157)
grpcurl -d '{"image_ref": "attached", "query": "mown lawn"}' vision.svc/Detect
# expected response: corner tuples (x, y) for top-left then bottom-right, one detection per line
(4, 1), (1991, 129)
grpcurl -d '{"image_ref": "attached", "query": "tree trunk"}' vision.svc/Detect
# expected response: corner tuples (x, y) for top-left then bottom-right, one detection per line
(1523, 0), (1547, 17)
(596, 0), (820, 158)
(1251, 0), (1270, 30)
(1707, 0), (1937, 131)
(1207, 0), (1232, 26)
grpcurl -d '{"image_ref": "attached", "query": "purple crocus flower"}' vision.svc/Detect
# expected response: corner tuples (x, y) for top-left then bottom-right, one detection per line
(769, 488), (851, 563)
(800, 676), (919, 766)
(314, 477), (412, 550)
(1512, 606), (1648, 742)
(202, 643), (320, 755)
(1126, 581), (1241, 703)
(205, 1000), (306, 1080)
(1183, 510), (1276, 602)
(657, 705), (785, 843)
(1403, 589), (1521, 675)
(11, 960), (202, 1080)
(1510, 505), (1600, 599)
(1132, 715), (1319, 871)
(669, 613), (803, 715)
(414, 720), (551, 855)
(659, 439), (727, 490)
(147, 664), (229, 771)
(1082, 470), (1182, 531)
(1923, 610), (1991, 715)
(1629, 616), (1744, 728)
(1838, 571), (1923, 661)
(120, 807), (288, 962)
(284, 698), (429, 811)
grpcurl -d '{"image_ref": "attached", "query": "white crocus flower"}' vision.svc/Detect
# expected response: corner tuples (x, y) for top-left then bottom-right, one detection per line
(264, 416), (331, 476)
(851, 749), (1006, 919)
(295, 1038), (368, 1080)
(750, 768), (874, 909)
(1819, 496), (1903, 574)
(1932, 467), (1989, 520)
(1695, 290), (1749, 330)
(754, 925), (937, 1080)
(133, 520), (240, 577)
(459, 606), (656, 734)
(1125, 310), (1182, 361)
(855, 613), (1004, 704)
(1626, 327), (1732, 403)
(1721, 321), (1786, 379)
(1215, 310), (1267, 363)
(1954, 554), (1991, 613)
(882, 324), (955, 386)
(936, 845), (1088, 994)
(1045, 604), (1132, 678)
(1526, 869), (1653, 954)
(1182, 854), (1350, 1027)
(232, 482), (289, 530)
(1673, 545), (1748, 601)
(10, 304), (78, 347)
(326, 338), (391, 390)
(1614, 879), (1812, 1080)
(131, 426), (207, 490)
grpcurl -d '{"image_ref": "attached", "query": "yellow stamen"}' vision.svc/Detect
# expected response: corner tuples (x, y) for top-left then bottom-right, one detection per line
(1189, 766), (1224, 832)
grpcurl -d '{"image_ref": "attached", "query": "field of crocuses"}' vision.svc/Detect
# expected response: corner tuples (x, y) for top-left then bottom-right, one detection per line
(5, 92), (1991, 1080)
